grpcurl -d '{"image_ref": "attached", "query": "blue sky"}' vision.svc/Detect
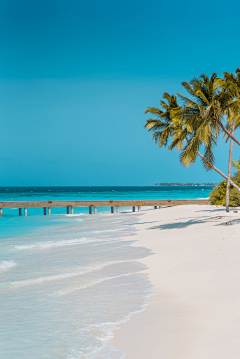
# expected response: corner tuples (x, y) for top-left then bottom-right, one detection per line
(0, 0), (239, 185)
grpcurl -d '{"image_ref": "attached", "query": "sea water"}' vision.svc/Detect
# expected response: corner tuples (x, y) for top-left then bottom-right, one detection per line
(0, 186), (212, 358)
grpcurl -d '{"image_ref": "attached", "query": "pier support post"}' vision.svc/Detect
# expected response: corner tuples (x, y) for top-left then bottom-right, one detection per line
(71, 207), (74, 214)
(66, 207), (69, 214)
(94, 207), (97, 214)
(43, 207), (47, 215)
(24, 208), (27, 216)
(111, 207), (114, 213)
(138, 206), (141, 211)
(19, 208), (22, 216)
(0, 208), (2, 216)
(89, 207), (92, 214)
(132, 206), (135, 212)
(48, 207), (51, 215)
(154, 206), (157, 209)
(117, 206), (119, 213)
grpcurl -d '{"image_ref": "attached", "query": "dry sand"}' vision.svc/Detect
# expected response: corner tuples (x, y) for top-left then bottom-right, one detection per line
(109, 205), (240, 359)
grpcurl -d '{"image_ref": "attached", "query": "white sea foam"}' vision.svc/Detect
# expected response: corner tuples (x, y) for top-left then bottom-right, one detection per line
(15, 229), (128, 251)
(15, 237), (92, 250)
(67, 291), (152, 359)
(92, 229), (120, 234)
(65, 213), (85, 217)
(9, 260), (131, 288)
(91, 239), (123, 247)
(0, 260), (17, 272)
(55, 271), (141, 296)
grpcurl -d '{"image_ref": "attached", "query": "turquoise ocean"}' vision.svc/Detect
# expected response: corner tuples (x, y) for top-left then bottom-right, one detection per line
(0, 186), (212, 358)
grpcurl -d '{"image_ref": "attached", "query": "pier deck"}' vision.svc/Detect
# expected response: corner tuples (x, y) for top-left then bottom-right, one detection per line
(0, 199), (209, 216)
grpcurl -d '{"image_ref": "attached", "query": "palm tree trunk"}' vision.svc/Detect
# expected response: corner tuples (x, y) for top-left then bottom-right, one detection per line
(226, 119), (236, 212)
(196, 150), (240, 193)
(185, 137), (240, 192)
(217, 119), (240, 146)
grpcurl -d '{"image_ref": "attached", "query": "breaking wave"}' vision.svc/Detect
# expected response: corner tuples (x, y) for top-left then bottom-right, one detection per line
(0, 260), (17, 272)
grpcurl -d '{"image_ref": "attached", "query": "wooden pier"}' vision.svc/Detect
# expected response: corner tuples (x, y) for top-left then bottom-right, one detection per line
(0, 199), (209, 216)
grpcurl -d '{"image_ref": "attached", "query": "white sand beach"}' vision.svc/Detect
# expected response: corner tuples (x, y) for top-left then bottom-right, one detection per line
(109, 205), (240, 359)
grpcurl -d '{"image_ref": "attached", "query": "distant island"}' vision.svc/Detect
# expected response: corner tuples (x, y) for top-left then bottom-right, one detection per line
(154, 183), (216, 187)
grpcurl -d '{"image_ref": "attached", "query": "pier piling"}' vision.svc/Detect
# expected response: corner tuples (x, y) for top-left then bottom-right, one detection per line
(89, 207), (92, 214)
(111, 207), (114, 213)
(117, 206), (119, 213)
(48, 207), (51, 215)
(66, 207), (69, 214)
(94, 207), (97, 214)
(71, 207), (74, 214)
(0, 208), (2, 216)
(138, 206), (141, 211)
(19, 208), (22, 216)
(43, 207), (47, 215)
(24, 208), (27, 216)
(132, 206), (135, 212)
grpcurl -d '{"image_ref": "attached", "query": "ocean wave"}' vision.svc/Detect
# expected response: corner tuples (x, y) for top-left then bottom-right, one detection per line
(15, 229), (129, 251)
(0, 260), (17, 272)
(64, 213), (85, 217)
(92, 229), (121, 234)
(8, 260), (132, 288)
(15, 237), (91, 250)
(55, 271), (141, 296)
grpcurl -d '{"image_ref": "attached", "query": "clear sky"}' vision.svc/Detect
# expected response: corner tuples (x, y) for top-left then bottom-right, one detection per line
(0, 0), (239, 186)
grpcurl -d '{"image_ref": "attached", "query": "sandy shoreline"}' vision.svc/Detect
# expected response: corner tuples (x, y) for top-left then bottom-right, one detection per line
(109, 205), (240, 358)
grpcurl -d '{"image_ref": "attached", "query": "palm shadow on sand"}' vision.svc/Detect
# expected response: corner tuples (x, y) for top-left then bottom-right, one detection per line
(147, 215), (226, 230)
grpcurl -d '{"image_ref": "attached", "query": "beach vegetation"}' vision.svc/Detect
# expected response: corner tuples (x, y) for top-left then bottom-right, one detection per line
(209, 180), (227, 205)
(209, 167), (240, 207)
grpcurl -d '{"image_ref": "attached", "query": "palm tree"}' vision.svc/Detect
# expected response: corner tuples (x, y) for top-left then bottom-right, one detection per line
(144, 92), (178, 147)
(221, 69), (240, 211)
(172, 72), (240, 207)
(174, 73), (240, 165)
(225, 118), (236, 212)
(173, 74), (223, 169)
(144, 92), (240, 193)
(219, 68), (240, 145)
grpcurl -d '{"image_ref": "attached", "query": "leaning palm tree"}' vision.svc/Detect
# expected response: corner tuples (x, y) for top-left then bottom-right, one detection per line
(172, 72), (240, 205)
(220, 68), (240, 144)
(173, 73), (224, 168)
(144, 92), (240, 193)
(173, 73), (240, 168)
(225, 118), (236, 212)
(220, 69), (240, 211)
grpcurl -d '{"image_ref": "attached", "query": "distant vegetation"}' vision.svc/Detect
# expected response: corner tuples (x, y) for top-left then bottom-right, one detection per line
(154, 183), (216, 187)
(144, 69), (240, 211)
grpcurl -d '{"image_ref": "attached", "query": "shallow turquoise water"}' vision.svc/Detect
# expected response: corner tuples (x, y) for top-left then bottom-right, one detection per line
(0, 185), (211, 217)
(0, 186), (212, 358)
